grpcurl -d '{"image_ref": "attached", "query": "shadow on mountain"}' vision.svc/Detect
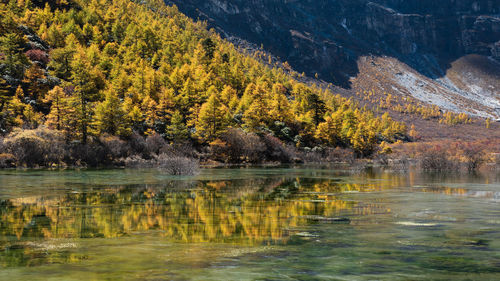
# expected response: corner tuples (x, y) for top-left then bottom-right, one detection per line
(167, 0), (500, 89)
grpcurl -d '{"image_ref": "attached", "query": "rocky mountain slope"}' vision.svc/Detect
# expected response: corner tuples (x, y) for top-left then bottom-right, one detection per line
(166, 0), (500, 118)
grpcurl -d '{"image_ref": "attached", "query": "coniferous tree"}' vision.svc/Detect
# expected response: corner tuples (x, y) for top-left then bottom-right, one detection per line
(94, 89), (129, 136)
(70, 48), (100, 143)
(0, 32), (29, 79)
(196, 86), (228, 141)
(167, 110), (189, 142)
(43, 85), (68, 131)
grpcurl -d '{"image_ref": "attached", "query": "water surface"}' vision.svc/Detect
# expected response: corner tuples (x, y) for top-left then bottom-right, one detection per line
(0, 167), (499, 280)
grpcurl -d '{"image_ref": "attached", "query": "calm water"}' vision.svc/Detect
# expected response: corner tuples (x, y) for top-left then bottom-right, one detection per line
(0, 167), (499, 280)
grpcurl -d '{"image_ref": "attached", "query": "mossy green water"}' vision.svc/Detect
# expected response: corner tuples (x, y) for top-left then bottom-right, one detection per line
(0, 167), (499, 280)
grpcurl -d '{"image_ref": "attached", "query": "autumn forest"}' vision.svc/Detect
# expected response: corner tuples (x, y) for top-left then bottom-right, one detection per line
(0, 0), (410, 167)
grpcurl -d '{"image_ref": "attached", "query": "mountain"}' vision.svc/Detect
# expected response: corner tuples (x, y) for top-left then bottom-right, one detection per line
(0, 0), (409, 162)
(166, 0), (500, 118)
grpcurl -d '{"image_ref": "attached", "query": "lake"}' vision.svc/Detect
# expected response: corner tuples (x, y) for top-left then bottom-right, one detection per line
(0, 167), (499, 280)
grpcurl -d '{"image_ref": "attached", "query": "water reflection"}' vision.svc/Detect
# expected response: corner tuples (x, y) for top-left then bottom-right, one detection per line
(0, 168), (499, 277)
(1, 178), (361, 246)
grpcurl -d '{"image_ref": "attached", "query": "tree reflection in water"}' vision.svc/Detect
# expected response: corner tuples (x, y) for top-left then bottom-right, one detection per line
(0, 171), (471, 267)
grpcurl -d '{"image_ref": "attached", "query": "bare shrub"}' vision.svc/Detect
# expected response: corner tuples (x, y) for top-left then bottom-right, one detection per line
(3, 127), (66, 167)
(299, 149), (324, 163)
(159, 142), (196, 158)
(124, 154), (199, 175)
(156, 154), (199, 175)
(128, 131), (147, 156)
(419, 146), (459, 172)
(387, 155), (410, 171)
(283, 144), (302, 163)
(212, 129), (265, 163)
(374, 153), (389, 166)
(261, 134), (293, 163)
(145, 133), (166, 156)
(69, 142), (108, 167)
(458, 142), (486, 172)
(325, 147), (355, 163)
(123, 155), (151, 168)
(99, 134), (130, 159)
(494, 153), (500, 166)
(0, 153), (15, 168)
(294, 146), (356, 164)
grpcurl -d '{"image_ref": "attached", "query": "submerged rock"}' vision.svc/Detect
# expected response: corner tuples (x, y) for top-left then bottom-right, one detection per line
(395, 221), (439, 227)
(300, 215), (351, 224)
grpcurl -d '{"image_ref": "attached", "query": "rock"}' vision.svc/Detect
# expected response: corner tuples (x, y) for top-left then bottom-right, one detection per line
(168, 0), (500, 87)
(395, 221), (439, 227)
(295, 232), (319, 238)
(18, 25), (49, 51)
(300, 215), (351, 223)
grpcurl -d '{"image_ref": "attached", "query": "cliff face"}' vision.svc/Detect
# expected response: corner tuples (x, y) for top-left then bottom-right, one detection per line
(166, 0), (500, 87)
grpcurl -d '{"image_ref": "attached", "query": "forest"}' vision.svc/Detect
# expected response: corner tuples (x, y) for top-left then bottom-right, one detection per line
(0, 0), (408, 167)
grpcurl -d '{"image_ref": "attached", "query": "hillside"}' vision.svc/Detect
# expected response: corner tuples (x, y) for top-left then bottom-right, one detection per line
(0, 0), (410, 167)
(168, 0), (500, 119)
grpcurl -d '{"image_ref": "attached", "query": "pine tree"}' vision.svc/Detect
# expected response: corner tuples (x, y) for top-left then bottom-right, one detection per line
(94, 89), (129, 136)
(269, 83), (292, 123)
(242, 84), (269, 131)
(166, 110), (189, 142)
(0, 32), (29, 79)
(305, 91), (327, 126)
(23, 64), (47, 102)
(43, 85), (68, 131)
(196, 86), (228, 141)
(0, 77), (11, 112)
(70, 48), (100, 143)
(48, 34), (79, 80)
(315, 111), (342, 146)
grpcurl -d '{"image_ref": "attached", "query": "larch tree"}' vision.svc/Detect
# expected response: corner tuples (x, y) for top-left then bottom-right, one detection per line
(0, 32), (29, 79)
(43, 85), (69, 131)
(70, 48), (100, 143)
(94, 89), (129, 137)
(166, 110), (189, 142)
(196, 86), (228, 141)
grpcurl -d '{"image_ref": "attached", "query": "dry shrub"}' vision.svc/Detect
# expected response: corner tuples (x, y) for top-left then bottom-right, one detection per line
(261, 134), (293, 163)
(156, 154), (199, 175)
(419, 146), (459, 172)
(390, 139), (500, 172)
(160, 142), (196, 158)
(494, 153), (500, 166)
(145, 133), (166, 156)
(299, 148), (324, 163)
(123, 155), (150, 168)
(457, 142), (486, 172)
(292, 147), (356, 164)
(3, 127), (66, 167)
(69, 142), (108, 167)
(128, 131), (147, 156)
(25, 49), (49, 65)
(99, 134), (130, 159)
(211, 128), (265, 163)
(0, 153), (15, 168)
(124, 154), (199, 175)
(325, 147), (355, 163)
